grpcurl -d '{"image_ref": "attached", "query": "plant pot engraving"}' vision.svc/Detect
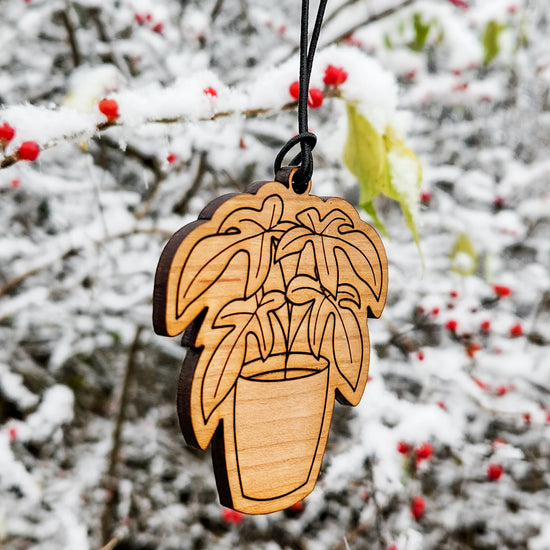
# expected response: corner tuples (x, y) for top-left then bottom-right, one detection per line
(154, 178), (388, 514)
(234, 354), (329, 501)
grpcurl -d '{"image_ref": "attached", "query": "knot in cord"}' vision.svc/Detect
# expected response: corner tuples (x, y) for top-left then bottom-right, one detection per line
(273, 132), (317, 193)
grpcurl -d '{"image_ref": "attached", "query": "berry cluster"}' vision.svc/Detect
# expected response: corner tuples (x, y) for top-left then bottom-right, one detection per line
(288, 64), (349, 109)
(0, 122), (40, 162)
(134, 12), (164, 34)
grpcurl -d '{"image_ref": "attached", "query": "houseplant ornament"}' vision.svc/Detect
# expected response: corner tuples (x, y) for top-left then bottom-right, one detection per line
(153, 0), (388, 514)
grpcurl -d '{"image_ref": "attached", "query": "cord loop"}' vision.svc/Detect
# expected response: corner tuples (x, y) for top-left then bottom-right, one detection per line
(274, 0), (328, 194)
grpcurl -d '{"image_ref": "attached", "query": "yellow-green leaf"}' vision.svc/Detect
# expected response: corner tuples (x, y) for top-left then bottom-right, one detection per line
(482, 20), (505, 66)
(411, 13), (431, 51)
(343, 103), (422, 251)
(450, 233), (478, 276)
(343, 103), (391, 204)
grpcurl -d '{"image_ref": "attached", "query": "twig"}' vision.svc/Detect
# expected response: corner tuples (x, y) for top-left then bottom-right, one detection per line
(172, 151), (209, 216)
(99, 136), (163, 179)
(93, 135), (166, 221)
(280, 1), (417, 63)
(327, 0), (417, 46)
(0, 227), (172, 302)
(322, 0), (357, 28)
(0, 248), (77, 299)
(0, 87), (344, 170)
(329, 458), (385, 550)
(211, 0), (225, 21)
(365, 457), (386, 549)
(59, 2), (81, 67)
(99, 535), (122, 550)
(100, 326), (143, 545)
(88, 7), (131, 78)
(0, 102), (294, 170)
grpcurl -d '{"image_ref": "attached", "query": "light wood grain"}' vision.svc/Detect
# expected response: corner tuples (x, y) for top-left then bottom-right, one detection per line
(154, 177), (388, 513)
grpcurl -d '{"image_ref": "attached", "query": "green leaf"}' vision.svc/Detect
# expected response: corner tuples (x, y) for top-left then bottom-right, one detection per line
(449, 233), (478, 276)
(361, 201), (389, 238)
(482, 20), (505, 66)
(343, 103), (422, 250)
(411, 13), (431, 51)
(343, 103), (391, 210)
(383, 128), (423, 252)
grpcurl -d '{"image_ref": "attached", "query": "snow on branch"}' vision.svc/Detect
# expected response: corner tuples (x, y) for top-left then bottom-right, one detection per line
(0, 47), (402, 169)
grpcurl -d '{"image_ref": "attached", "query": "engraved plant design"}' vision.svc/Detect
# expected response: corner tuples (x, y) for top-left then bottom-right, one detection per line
(154, 184), (387, 453)
(154, 182), (387, 513)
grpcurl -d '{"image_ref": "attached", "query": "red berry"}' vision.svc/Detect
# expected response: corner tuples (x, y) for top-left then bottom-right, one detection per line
(493, 196), (505, 209)
(11, 178), (21, 189)
(239, 137), (246, 149)
(0, 122), (15, 144)
(431, 307), (440, 316)
(221, 508), (244, 525)
(452, 69), (462, 76)
(508, 5), (517, 14)
(134, 13), (146, 24)
(289, 81), (300, 101)
(445, 319), (458, 332)
(453, 82), (469, 91)
(290, 500), (303, 512)
(495, 385), (508, 396)
(344, 34), (362, 48)
(388, 546), (398, 550)
(405, 69), (417, 81)
(18, 141), (40, 161)
(397, 441), (410, 454)
(98, 98), (119, 122)
(278, 25), (286, 35)
(448, 0), (469, 9)
(307, 88), (324, 109)
(152, 22), (164, 34)
(415, 443), (434, 462)
(203, 87), (218, 97)
(487, 464), (503, 481)
(420, 190), (432, 205)
(166, 153), (177, 164)
(472, 376), (488, 390)
(437, 401), (446, 410)
(416, 350), (425, 361)
(509, 323), (523, 337)
(493, 284), (512, 298)
(545, 411), (550, 424)
(411, 496), (425, 520)
(480, 320), (491, 333)
(145, 13), (152, 22)
(323, 65), (348, 86)
(466, 342), (481, 358)
(8, 425), (17, 442)
(450, 290), (459, 299)
(493, 437), (506, 446)
(523, 413), (531, 425)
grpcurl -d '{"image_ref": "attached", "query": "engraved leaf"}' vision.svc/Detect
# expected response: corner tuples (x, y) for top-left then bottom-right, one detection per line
(276, 207), (384, 303)
(199, 291), (285, 422)
(175, 195), (293, 324)
(287, 276), (365, 391)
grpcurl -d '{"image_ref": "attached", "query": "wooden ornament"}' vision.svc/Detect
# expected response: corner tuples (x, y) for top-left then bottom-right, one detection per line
(153, 172), (388, 514)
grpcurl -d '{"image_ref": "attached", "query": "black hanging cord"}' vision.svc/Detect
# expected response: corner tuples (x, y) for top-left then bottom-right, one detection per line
(274, 0), (329, 193)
